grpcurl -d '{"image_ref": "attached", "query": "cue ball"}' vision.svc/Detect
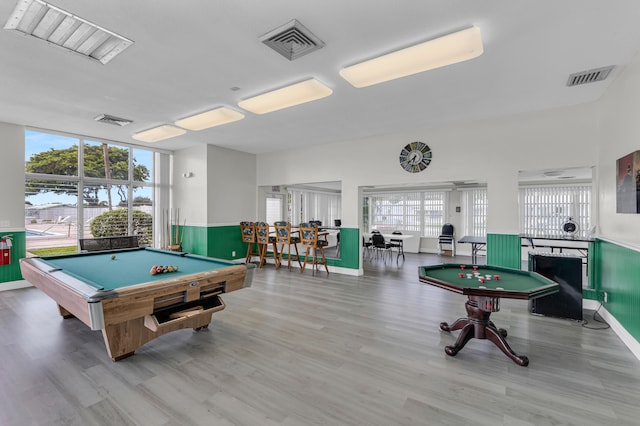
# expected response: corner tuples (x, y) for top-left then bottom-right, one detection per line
(111, 255), (116, 260)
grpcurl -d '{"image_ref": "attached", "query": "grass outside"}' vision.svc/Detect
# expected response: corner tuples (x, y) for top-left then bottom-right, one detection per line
(28, 246), (78, 257)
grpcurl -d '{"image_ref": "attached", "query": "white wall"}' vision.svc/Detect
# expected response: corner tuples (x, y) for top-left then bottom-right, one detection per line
(0, 122), (26, 232)
(257, 103), (599, 238)
(173, 144), (257, 227)
(173, 145), (209, 226)
(206, 145), (256, 224)
(596, 52), (640, 247)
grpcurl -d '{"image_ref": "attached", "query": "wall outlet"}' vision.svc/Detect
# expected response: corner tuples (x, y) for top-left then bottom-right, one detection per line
(232, 251), (236, 257)
(603, 291), (608, 303)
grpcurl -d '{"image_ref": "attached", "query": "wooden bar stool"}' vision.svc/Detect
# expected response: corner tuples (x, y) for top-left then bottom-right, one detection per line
(240, 221), (260, 264)
(274, 221), (301, 271)
(300, 222), (329, 276)
(255, 222), (279, 268)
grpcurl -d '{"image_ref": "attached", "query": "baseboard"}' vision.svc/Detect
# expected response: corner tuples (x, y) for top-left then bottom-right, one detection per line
(584, 299), (640, 361)
(0, 280), (32, 292)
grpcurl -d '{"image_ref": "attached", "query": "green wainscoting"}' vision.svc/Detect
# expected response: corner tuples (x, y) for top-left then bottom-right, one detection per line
(593, 239), (640, 342)
(486, 233), (521, 268)
(0, 231), (26, 283)
(176, 225), (360, 270)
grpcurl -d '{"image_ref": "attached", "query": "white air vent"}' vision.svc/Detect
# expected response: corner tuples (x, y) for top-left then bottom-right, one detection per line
(94, 114), (133, 127)
(566, 65), (614, 87)
(260, 19), (324, 61)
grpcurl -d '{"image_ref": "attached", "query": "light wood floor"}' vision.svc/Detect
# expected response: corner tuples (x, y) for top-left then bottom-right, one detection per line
(1, 252), (639, 425)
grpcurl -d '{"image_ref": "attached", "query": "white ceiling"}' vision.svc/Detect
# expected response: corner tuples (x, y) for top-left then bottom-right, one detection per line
(2, 1), (640, 155)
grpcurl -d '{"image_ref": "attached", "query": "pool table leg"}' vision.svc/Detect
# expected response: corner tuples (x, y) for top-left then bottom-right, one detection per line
(57, 304), (75, 319)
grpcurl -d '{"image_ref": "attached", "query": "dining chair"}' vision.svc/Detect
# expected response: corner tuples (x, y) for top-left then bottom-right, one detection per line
(371, 233), (393, 263)
(299, 222), (329, 276)
(239, 221), (259, 263)
(388, 231), (405, 261)
(362, 236), (373, 260)
(438, 223), (456, 256)
(255, 221), (279, 268)
(273, 221), (302, 271)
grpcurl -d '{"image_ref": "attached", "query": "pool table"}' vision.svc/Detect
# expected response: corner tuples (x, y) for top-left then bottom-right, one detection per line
(419, 263), (558, 366)
(20, 247), (255, 361)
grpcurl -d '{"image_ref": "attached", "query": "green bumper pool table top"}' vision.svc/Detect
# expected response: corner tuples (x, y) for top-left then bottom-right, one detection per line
(419, 263), (559, 300)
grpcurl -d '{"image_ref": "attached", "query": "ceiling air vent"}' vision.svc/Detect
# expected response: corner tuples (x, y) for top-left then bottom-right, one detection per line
(94, 114), (133, 127)
(566, 65), (615, 87)
(260, 19), (325, 61)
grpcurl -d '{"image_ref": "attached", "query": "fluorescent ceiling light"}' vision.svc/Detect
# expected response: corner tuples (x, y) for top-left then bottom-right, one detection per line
(339, 26), (483, 88)
(132, 125), (186, 143)
(238, 78), (332, 114)
(4, 0), (133, 65)
(175, 107), (245, 131)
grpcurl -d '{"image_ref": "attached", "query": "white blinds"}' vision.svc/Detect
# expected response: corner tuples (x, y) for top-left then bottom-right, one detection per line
(461, 188), (488, 237)
(519, 184), (591, 236)
(365, 190), (447, 237)
(288, 189), (341, 226)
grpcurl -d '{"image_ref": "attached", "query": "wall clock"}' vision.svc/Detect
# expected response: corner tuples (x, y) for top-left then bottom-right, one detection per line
(399, 141), (432, 173)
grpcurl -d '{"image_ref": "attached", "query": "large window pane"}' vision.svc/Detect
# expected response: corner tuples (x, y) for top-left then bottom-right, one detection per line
(133, 148), (153, 182)
(83, 140), (130, 179)
(25, 130), (79, 176)
(25, 179), (78, 255)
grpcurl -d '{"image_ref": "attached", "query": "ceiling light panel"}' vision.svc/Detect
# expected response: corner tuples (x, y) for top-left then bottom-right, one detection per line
(4, 0), (133, 64)
(175, 107), (245, 131)
(238, 78), (333, 114)
(132, 125), (186, 143)
(340, 26), (483, 88)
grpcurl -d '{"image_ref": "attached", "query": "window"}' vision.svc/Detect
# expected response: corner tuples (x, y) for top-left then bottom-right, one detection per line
(364, 190), (447, 237)
(288, 188), (341, 226)
(519, 184), (591, 237)
(461, 188), (488, 237)
(25, 129), (161, 255)
(266, 195), (284, 224)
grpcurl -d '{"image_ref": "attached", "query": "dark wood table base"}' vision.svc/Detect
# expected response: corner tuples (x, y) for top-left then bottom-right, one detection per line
(439, 296), (529, 366)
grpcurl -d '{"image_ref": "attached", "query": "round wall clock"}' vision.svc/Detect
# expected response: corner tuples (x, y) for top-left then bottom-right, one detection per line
(399, 141), (432, 173)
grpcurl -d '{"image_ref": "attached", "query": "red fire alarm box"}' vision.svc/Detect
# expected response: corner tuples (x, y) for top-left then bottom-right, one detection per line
(0, 236), (12, 265)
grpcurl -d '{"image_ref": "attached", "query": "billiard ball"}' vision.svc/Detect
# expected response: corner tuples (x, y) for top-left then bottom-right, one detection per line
(111, 255), (116, 260)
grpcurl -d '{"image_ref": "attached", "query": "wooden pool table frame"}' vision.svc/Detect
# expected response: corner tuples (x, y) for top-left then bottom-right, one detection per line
(20, 249), (255, 361)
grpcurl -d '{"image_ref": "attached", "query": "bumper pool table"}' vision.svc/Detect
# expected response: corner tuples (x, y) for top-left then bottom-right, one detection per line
(419, 263), (558, 366)
(20, 247), (255, 361)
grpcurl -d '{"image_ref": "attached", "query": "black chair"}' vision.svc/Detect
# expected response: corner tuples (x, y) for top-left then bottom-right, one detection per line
(371, 233), (393, 262)
(388, 231), (404, 260)
(438, 223), (455, 256)
(363, 236), (373, 260)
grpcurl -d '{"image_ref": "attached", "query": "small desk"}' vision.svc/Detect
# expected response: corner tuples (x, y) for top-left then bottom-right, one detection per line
(458, 235), (486, 264)
(520, 235), (594, 261)
(419, 263), (558, 366)
(458, 235), (595, 265)
(20, 247), (255, 361)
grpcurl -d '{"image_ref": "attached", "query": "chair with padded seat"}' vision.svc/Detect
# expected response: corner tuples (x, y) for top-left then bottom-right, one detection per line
(274, 221), (302, 271)
(240, 221), (260, 263)
(299, 222), (329, 276)
(438, 223), (456, 256)
(371, 232), (393, 263)
(255, 222), (279, 268)
(388, 231), (405, 261)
